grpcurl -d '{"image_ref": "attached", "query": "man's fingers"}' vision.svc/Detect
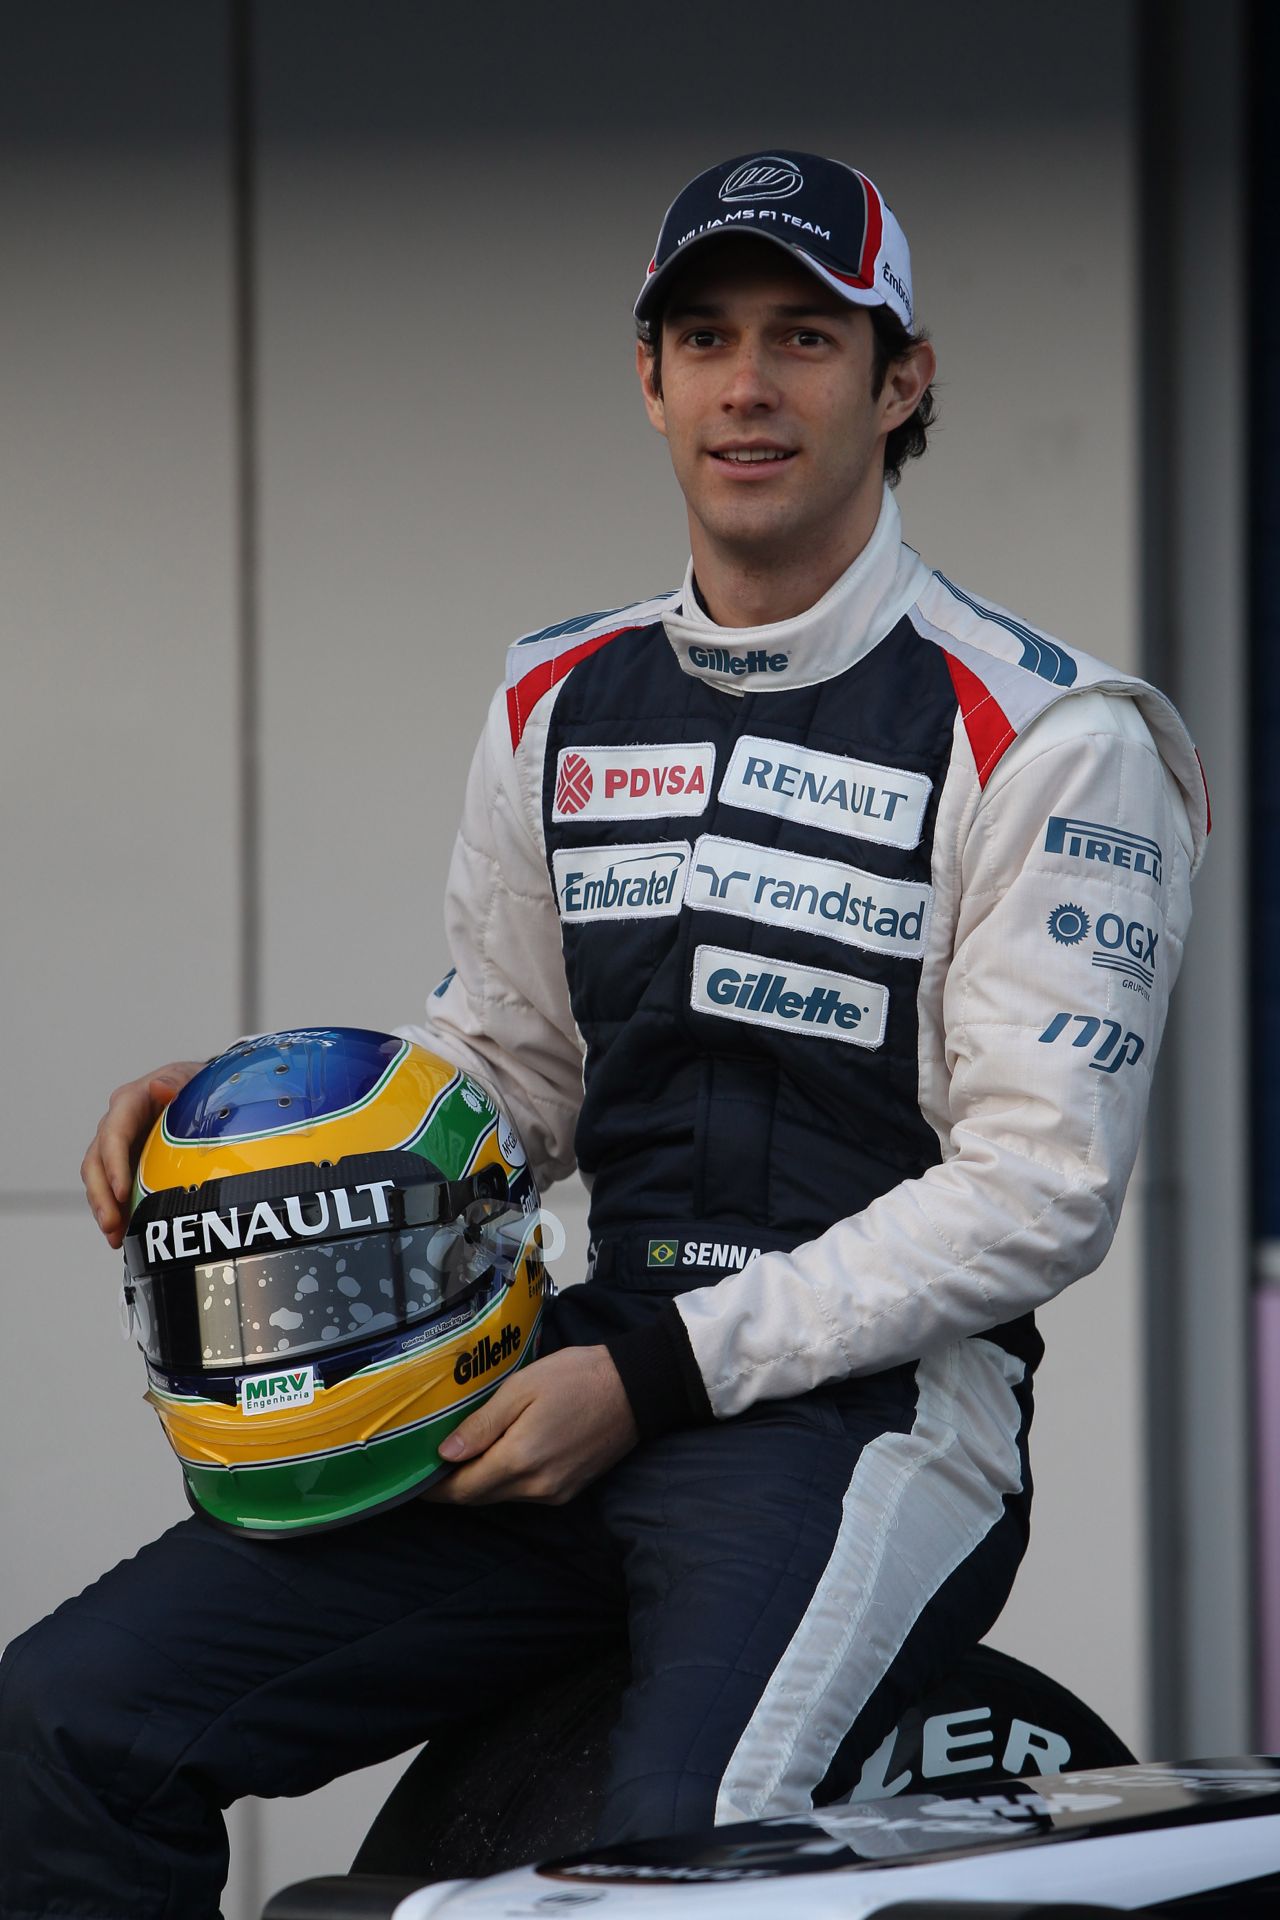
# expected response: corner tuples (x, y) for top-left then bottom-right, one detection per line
(81, 1060), (204, 1247)
(438, 1373), (530, 1461)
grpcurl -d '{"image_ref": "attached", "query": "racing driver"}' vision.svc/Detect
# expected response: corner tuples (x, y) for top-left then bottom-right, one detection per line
(2, 149), (1206, 1917)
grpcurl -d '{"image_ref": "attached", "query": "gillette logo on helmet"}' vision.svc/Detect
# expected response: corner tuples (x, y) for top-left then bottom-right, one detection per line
(453, 1322), (522, 1384)
(142, 1180), (396, 1265)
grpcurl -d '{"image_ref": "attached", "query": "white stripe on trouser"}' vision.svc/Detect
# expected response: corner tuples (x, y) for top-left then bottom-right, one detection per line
(714, 1338), (1028, 1824)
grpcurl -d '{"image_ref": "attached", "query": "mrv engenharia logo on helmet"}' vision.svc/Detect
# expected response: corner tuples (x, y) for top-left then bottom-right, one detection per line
(120, 1028), (546, 1536)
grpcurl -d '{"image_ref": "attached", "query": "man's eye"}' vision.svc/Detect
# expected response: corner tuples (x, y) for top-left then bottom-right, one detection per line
(790, 330), (829, 347)
(684, 329), (722, 349)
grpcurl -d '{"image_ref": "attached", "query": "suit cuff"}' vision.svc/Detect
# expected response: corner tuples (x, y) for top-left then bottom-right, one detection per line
(604, 1303), (714, 1438)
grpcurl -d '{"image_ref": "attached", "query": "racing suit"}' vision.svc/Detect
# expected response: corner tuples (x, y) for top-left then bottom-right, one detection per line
(395, 482), (1205, 1817)
(0, 489), (1204, 1915)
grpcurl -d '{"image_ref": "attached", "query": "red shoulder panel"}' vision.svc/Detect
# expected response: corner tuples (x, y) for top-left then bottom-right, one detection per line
(506, 623), (639, 752)
(943, 650), (1018, 787)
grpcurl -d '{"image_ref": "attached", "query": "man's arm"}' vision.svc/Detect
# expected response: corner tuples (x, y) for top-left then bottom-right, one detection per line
(607, 703), (1197, 1427)
(397, 684), (584, 1194)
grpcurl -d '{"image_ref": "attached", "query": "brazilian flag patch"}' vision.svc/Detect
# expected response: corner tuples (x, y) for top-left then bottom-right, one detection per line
(646, 1239), (678, 1269)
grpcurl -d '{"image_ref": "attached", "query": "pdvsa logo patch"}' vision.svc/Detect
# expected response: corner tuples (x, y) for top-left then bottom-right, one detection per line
(691, 945), (889, 1049)
(239, 1366), (316, 1416)
(551, 744), (714, 822)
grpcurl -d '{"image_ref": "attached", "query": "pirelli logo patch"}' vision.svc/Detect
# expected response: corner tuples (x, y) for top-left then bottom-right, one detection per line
(719, 736), (932, 850)
(552, 744), (715, 822)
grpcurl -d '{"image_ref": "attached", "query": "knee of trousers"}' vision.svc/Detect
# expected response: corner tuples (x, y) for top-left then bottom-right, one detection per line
(594, 1765), (724, 1848)
(0, 1605), (176, 1809)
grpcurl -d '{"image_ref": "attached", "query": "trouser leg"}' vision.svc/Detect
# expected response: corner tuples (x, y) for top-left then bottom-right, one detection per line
(594, 1339), (1034, 1843)
(0, 1496), (622, 1920)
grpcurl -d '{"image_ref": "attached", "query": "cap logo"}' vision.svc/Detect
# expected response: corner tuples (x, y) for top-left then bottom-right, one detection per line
(719, 157), (803, 204)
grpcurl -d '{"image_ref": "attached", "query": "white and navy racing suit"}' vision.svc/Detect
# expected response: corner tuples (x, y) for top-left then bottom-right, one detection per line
(399, 484), (1206, 1820)
(0, 491), (1207, 1917)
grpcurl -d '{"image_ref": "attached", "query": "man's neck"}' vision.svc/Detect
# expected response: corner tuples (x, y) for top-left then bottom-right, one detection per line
(686, 492), (884, 629)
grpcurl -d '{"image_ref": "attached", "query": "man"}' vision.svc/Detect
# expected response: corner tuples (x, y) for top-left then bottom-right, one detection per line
(4, 151), (1205, 1915)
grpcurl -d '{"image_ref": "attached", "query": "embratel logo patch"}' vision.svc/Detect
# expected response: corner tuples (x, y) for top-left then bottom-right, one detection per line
(719, 736), (932, 851)
(551, 744), (714, 822)
(686, 835), (931, 961)
(552, 842), (691, 923)
(719, 157), (804, 203)
(691, 945), (889, 1050)
(239, 1366), (316, 1416)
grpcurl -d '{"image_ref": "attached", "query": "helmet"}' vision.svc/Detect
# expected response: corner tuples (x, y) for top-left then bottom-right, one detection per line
(122, 1027), (545, 1536)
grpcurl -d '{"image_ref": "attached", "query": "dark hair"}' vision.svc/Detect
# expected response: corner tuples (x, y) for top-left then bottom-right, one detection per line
(639, 302), (936, 488)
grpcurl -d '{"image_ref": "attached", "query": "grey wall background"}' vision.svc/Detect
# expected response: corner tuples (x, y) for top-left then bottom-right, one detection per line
(0, 4), (1247, 1915)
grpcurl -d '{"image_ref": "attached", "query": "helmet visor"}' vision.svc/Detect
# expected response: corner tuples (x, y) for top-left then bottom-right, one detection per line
(127, 1196), (528, 1373)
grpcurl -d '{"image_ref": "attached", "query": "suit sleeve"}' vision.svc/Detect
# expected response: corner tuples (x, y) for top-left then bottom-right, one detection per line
(397, 686), (584, 1192)
(608, 712), (1195, 1428)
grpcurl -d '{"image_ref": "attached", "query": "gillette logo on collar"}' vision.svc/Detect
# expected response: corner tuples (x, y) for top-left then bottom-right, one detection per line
(687, 644), (788, 678)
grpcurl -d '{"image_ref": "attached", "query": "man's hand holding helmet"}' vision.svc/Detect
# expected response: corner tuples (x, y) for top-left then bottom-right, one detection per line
(81, 1060), (206, 1248)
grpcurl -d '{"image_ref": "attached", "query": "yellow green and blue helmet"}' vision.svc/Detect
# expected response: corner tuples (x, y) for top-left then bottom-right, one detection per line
(123, 1027), (544, 1536)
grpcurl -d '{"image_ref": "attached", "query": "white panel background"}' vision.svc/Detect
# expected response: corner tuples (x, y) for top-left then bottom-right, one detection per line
(0, 6), (1172, 1916)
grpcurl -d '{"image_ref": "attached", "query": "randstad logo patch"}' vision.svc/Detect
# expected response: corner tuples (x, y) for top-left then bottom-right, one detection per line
(552, 842), (691, 923)
(686, 835), (932, 961)
(551, 744), (714, 822)
(239, 1366), (316, 1416)
(691, 945), (889, 1050)
(720, 736), (932, 851)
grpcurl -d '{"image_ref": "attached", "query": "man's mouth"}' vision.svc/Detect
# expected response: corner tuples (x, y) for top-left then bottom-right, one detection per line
(710, 447), (797, 465)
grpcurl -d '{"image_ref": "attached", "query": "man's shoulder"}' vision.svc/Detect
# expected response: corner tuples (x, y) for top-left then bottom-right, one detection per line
(510, 592), (680, 657)
(504, 590), (680, 751)
(910, 568), (1110, 692)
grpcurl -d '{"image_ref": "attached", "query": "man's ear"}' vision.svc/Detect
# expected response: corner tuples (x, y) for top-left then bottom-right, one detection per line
(881, 338), (937, 432)
(636, 340), (667, 437)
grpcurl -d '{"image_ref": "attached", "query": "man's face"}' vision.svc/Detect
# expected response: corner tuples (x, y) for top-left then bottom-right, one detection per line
(638, 240), (896, 571)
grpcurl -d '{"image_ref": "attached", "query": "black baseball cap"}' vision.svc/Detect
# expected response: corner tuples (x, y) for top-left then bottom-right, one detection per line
(634, 149), (913, 338)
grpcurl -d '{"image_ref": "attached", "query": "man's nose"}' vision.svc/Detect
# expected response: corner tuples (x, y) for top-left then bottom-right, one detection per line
(721, 340), (779, 410)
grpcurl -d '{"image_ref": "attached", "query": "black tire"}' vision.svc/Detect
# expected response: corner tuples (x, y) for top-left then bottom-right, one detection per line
(352, 1643), (1134, 1881)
